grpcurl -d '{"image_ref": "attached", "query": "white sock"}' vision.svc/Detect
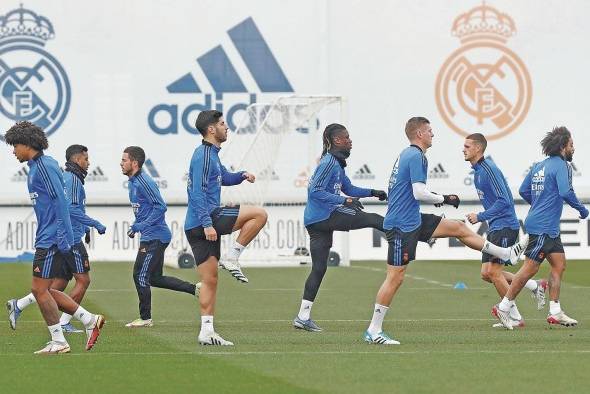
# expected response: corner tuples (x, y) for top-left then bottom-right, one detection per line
(509, 304), (522, 320)
(549, 300), (561, 315)
(59, 313), (73, 326)
(227, 242), (246, 260)
(48, 323), (66, 343)
(73, 306), (95, 328)
(481, 241), (510, 261)
(367, 304), (389, 335)
(200, 315), (214, 335)
(298, 300), (313, 320)
(524, 280), (538, 291)
(16, 293), (36, 311)
(498, 297), (513, 312)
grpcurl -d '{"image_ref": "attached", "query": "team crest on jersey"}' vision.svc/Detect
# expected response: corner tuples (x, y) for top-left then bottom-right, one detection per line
(435, 3), (532, 141)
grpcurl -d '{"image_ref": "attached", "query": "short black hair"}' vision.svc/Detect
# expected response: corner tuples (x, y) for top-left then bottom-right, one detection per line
(541, 126), (571, 157)
(195, 110), (223, 136)
(65, 144), (88, 162)
(4, 121), (48, 151)
(124, 146), (146, 168)
(466, 133), (487, 152)
(405, 117), (430, 139)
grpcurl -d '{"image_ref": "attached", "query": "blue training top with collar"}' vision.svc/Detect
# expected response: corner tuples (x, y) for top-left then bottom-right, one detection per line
(127, 169), (171, 242)
(472, 157), (520, 232)
(185, 140), (245, 230)
(27, 153), (74, 249)
(64, 170), (102, 242)
(303, 151), (372, 227)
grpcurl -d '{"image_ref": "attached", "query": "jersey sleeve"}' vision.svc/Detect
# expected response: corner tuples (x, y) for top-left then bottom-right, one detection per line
(221, 165), (245, 186)
(188, 149), (213, 227)
(68, 176), (100, 228)
(134, 175), (167, 231)
(409, 153), (427, 184)
(477, 164), (512, 222)
(309, 156), (346, 205)
(557, 161), (585, 213)
(341, 174), (372, 197)
(519, 166), (533, 205)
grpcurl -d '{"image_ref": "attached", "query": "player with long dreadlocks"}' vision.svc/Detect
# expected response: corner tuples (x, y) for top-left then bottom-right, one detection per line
(292, 123), (388, 332)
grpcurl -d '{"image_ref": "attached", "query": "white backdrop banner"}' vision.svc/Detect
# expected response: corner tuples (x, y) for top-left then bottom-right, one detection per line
(1, 0), (590, 205)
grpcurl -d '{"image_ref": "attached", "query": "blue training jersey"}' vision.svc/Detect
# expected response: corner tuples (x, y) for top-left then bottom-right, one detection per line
(304, 152), (372, 226)
(472, 158), (520, 232)
(128, 170), (171, 242)
(519, 156), (586, 237)
(27, 153), (74, 248)
(64, 170), (101, 242)
(383, 145), (427, 232)
(185, 140), (245, 230)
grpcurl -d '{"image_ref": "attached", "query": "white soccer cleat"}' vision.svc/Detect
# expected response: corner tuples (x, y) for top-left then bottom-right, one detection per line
(492, 318), (524, 328)
(6, 299), (21, 330)
(492, 304), (513, 330)
(531, 279), (548, 310)
(198, 332), (234, 346)
(509, 234), (529, 265)
(363, 330), (400, 345)
(219, 258), (249, 283)
(547, 311), (578, 327)
(34, 341), (70, 355)
(86, 314), (105, 351)
(125, 318), (153, 328)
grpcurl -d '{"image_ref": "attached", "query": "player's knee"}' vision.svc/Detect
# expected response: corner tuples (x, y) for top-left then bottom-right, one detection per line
(480, 271), (492, 283)
(31, 286), (45, 299)
(77, 275), (90, 289)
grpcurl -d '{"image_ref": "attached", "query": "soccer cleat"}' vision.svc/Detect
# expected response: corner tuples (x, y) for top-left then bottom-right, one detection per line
(61, 322), (84, 333)
(219, 258), (249, 283)
(293, 317), (322, 332)
(198, 332), (234, 346)
(85, 314), (105, 351)
(363, 330), (400, 345)
(34, 341), (71, 355)
(508, 234), (529, 265)
(195, 282), (202, 299)
(531, 279), (548, 310)
(492, 304), (513, 330)
(125, 318), (153, 328)
(547, 311), (578, 327)
(493, 318), (525, 328)
(6, 299), (21, 330)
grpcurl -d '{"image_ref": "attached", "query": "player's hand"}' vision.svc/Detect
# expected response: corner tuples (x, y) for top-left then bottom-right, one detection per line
(443, 194), (460, 208)
(466, 213), (479, 224)
(344, 197), (364, 210)
(580, 206), (589, 219)
(127, 228), (135, 238)
(371, 189), (387, 201)
(95, 222), (107, 235)
(84, 229), (91, 244)
(242, 172), (256, 183)
(204, 226), (218, 241)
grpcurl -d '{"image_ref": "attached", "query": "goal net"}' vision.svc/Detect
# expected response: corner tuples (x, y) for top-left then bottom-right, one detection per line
(213, 95), (350, 267)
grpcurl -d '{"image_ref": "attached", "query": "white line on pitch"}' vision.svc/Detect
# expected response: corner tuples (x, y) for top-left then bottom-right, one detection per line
(350, 265), (456, 288)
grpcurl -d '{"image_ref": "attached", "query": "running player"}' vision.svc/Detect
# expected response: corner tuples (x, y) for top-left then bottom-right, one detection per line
(363, 117), (527, 345)
(293, 123), (387, 332)
(493, 126), (587, 329)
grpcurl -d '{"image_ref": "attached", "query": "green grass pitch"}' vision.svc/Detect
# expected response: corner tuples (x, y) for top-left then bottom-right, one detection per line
(1, 259), (589, 393)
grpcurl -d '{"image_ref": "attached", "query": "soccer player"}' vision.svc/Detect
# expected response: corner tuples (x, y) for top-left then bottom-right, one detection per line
(293, 123), (387, 332)
(493, 127), (587, 329)
(463, 134), (547, 328)
(6, 144), (107, 333)
(4, 121), (105, 354)
(121, 146), (200, 328)
(363, 117), (528, 345)
(185, 110), (267, 346)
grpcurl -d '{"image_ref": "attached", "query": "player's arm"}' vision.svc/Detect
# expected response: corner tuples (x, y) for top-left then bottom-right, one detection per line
(518, 167), (533, 205)
(42, 162), (74, 251)
(476, 169), (512, 223)
(132, 178), (168, 233)
(407, 154), (457, 207)
(341, 174), (386, 200)
(557, 161), (588, 218)
(67, 178), (106, 233)
(189, 151), (213, 228)
(221, 165), (247, 186)
(309, 158), (346, 205)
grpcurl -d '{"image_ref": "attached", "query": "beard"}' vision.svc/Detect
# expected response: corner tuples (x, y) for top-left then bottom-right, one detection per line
(565, 152), (573, 162)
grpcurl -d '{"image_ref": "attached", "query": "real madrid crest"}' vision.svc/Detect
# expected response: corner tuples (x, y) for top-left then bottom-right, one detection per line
(0, 4), (71, 140)
(435, 3), (532, 140)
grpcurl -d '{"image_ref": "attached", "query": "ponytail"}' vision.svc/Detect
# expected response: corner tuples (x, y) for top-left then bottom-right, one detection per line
(321, 123), (346, 156)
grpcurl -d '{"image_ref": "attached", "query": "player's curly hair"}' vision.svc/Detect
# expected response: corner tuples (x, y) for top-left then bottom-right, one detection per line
(541, 126), (571, 157)
(4, 121), (48, 151)
(321, 123), (347, 156)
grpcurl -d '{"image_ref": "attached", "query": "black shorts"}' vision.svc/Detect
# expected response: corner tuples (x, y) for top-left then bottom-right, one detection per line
(525, 234), (564, 263)
(482, 228), (520, 265)
(32, 246), (68, 279)
(185, 205), (240, 265)
(306, 207), (384, 248)
(57, 242), (90, 281)
(385, 213), (443, 266)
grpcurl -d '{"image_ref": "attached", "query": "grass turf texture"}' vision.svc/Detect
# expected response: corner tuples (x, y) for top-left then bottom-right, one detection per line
(1, 260), (589, 393)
